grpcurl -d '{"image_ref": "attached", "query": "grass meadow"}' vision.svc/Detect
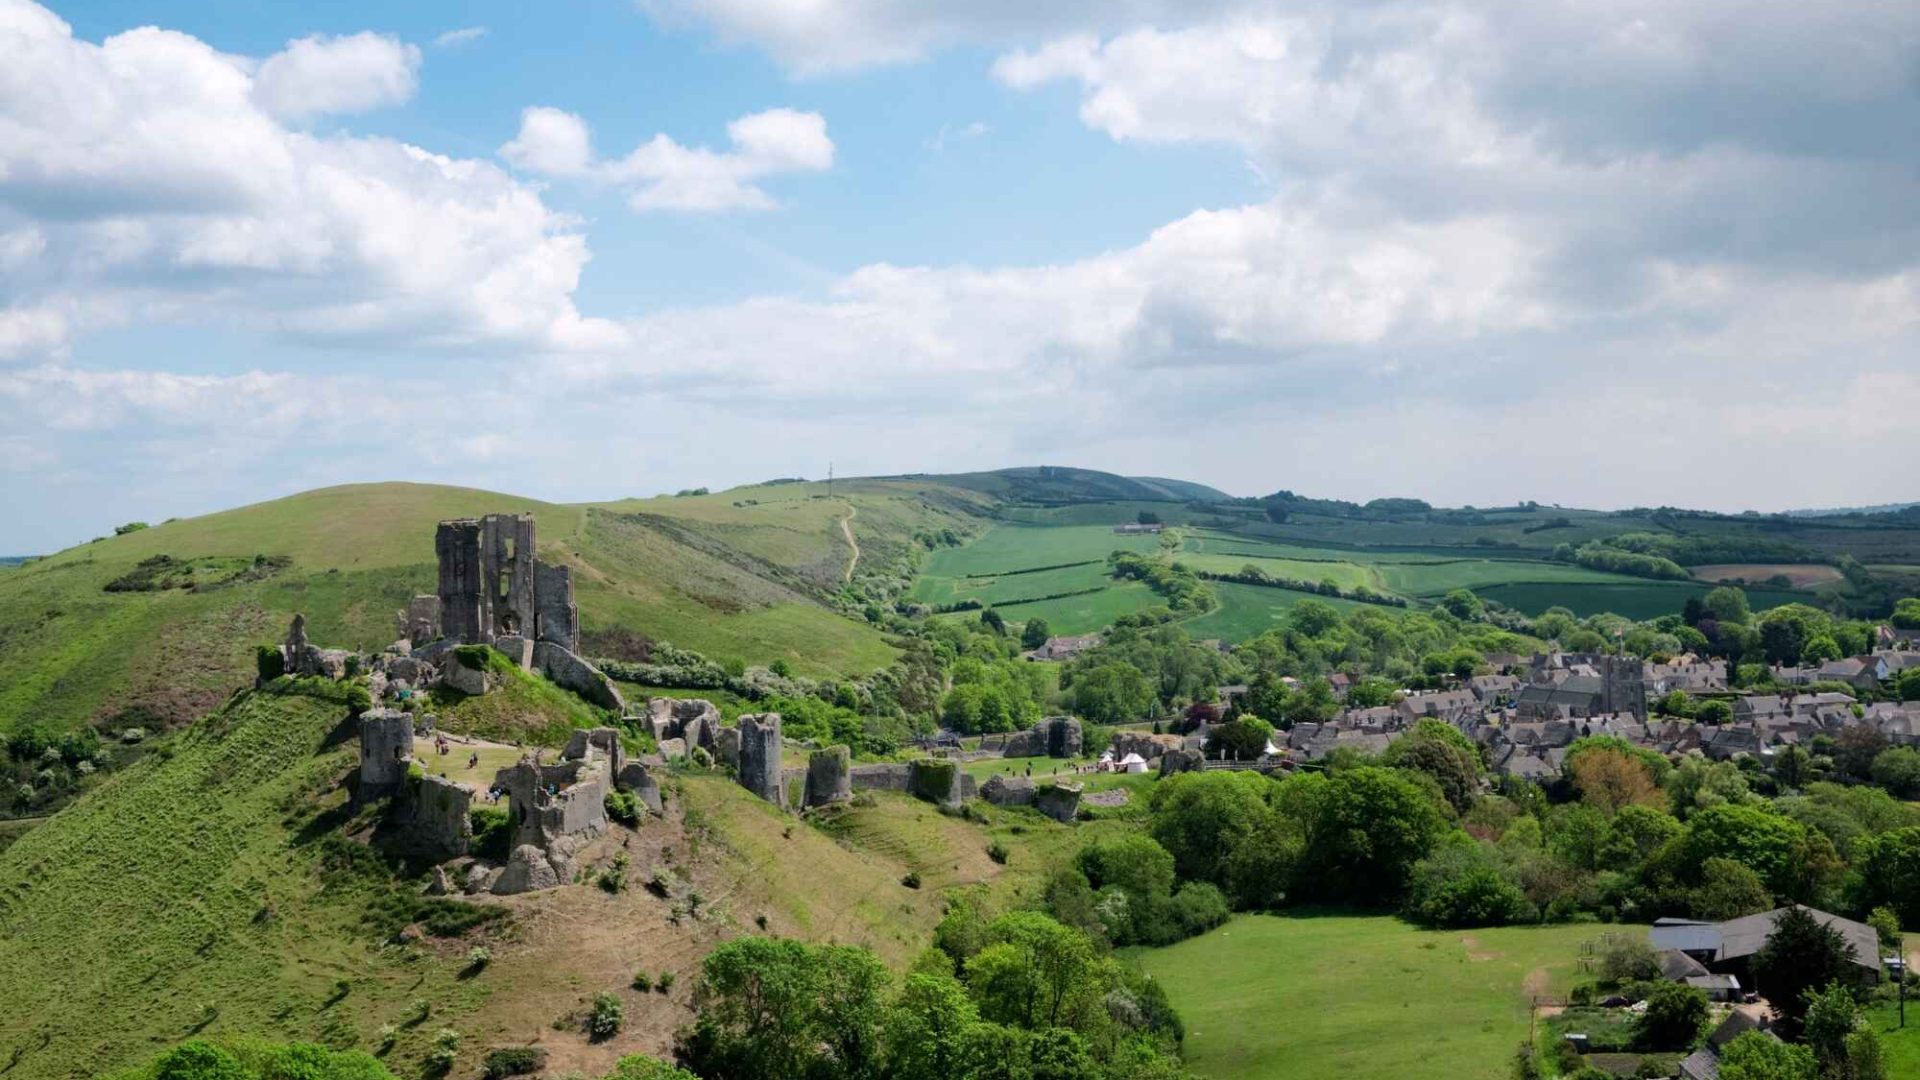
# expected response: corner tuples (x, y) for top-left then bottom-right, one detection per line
(1133, 914), (1611, 1080)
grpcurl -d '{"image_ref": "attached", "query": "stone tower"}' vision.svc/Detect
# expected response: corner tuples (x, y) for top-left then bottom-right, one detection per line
(436, 514), (573, 647)
(736, 714), (785, 806)
(1600, 655), (1647, 721)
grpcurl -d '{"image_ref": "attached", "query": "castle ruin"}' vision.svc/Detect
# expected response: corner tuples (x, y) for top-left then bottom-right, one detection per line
(434, 514), (578, 651)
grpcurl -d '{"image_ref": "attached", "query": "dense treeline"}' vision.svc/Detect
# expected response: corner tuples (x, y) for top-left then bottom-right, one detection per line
(1191, 563), (1410, 607)
(1106, 552), (1215, 616)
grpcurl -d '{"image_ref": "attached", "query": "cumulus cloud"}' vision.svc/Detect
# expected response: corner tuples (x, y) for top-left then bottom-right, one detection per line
(500, 105), (834, 211)
(251, 32), (421, 119)
(0, 1), (617, 359)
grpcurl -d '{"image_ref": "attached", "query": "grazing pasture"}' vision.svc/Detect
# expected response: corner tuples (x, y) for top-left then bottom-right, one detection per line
(1132, 914), (1614, 1080)
(1475, 581), (1809, 618)
(1176, 582), (1371, 641)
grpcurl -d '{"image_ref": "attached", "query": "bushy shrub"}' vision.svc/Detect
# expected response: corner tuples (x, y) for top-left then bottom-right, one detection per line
(632, 970), (653, 992)
(470, 805), (512, 861)
(657, 971), (676, 993)
(1636, 982), (1708, 1051)
(606, 789), (640, 825)
(255, 645), (284, 682)
(901, 871), (921, 889)
(466, 946), (492, 971)
(481, 1046), (547, 1079)
(427, 1029), (460, 1074)
(586, 992), (624, 1040)
(986, 840), (1009, 865)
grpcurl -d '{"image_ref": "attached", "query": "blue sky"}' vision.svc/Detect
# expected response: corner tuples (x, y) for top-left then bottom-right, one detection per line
(1, 0), (1916, 551)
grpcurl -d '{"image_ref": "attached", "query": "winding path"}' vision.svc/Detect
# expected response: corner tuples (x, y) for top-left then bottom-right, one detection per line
(839, 503), (860, 583)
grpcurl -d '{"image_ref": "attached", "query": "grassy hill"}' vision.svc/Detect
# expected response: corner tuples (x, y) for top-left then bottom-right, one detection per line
(0, 678), (1102, 1080)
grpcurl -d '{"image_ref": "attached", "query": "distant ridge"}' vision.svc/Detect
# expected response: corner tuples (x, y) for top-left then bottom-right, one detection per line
(888, 466), (1231, 505)
(1780, 501), (1920, 518)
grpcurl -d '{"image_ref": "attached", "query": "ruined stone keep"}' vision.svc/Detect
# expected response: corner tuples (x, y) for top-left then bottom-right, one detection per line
(436, 514), (578, 651)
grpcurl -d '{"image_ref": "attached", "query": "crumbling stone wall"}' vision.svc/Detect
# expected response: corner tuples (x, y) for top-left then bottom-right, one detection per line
(1111, 731), (1181, 760)
(532, 641), (626, 713)
(1034, 782), (1082, 823)
(1158, 749), (1203, 776)
(805, 746), (852, 807)
(534, 561), (579, 651)
(616, 761), (663, 815)
(647, 698), (721, 748)
(397, 595), (441, 647)
(1001, 717), (1083, 759)
(908, 759), (962, 809)
(396, 774), (473, 860)
(358, 708), (414, 800)
(850, 763), (911, 792)
(736, 713), (785, 806)
(980, 774), (1036, 806)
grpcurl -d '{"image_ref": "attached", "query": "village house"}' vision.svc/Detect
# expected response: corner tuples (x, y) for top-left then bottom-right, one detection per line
(1025, 633), (1103, 662)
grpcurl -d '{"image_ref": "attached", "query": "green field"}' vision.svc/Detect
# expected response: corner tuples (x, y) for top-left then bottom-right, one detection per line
(1174, 551), (1379, 591)
(915, 524), (1163, 580)
(908, 559), (1115, 608)
(1373, 558), (1642, 596)
(1177, 582), (1372, 641)
(1133, 914), (1612, 1080)
(990, 581), (1165, 635)
(1475, 581), (1810, 618)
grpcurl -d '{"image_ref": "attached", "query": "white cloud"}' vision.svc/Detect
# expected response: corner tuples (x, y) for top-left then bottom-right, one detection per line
(924, 120), (988, 151)
(500, 105), (834, 211)
(432, 26), (488, 48)
(0, 1), (618, 357)
(251, 32), (421, 119)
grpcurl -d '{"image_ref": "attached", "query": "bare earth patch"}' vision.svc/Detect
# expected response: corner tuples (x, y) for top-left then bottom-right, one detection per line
(1691, 563), (1842, 587)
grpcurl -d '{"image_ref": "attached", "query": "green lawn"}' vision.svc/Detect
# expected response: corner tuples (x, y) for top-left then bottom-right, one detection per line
(909, 560), (1116, 608)
(1133, 914), (1614, 1080)
(984, 582), (1166, 636)
(1174, 552), (1379, 591)
(1865, 1002), (1920, 1075)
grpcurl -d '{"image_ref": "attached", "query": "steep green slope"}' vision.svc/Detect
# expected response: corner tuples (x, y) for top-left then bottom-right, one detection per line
(0, 689), (488, 1080)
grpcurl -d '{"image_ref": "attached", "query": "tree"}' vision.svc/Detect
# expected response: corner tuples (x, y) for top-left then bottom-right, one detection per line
(1147, 772), (1274, 886)
(980, 608), (1007, 635)
(1569, 746), (1667, 814)
(1868, 906), (1903, 955)
(1691, 857), (1773, 921)
(1636, 982), (1708, 1051)
(1382, 719), (1483, 814)
(1835, 727), (1890, 783)
(1667, 758), (1752, 818)
(1852, 826), (1920, 928)
(1345, 676), (1400, 709)
(1281, 677), (1338, 726)
(1440, 589), (1484, 621)
(1074, 835), (1176, 901)
(1203, 716), (1274, 762)
(1800, 635), (1843, 665)
(677, 937), (890, 1080)
(1772, 744), (1812, 791)
(1287, 599), (1342, 637)
(1895, 667), (1920, 702)
(1020, 618), (1051, 651)
(1717, 1031), (1817, 1080)
(1403, 839), (1533, 928)
(967, 912), (1096, 1030)
(1890, 597), (1920, 630)
(149, 1043), (249, 1080)
(1751, 906), (1857, 1041)
(1694, 698), (1735, 726)
(1869, 746), (1920, 798)
(1295, 766), (1449, 902)
(1802, 981), (1863, 1077)
(884, 971), (978, 1080)
(1071, 663), (1155, 724)
(1684, 804), (1821, 901)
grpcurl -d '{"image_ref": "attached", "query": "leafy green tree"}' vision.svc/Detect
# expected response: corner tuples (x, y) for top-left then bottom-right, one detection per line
(884, 971), (979, 1080)
(1295, 766), (1449, 902)
(1835, 726), (1891, 782)
(1382, 719), (1482, 813)
(1075, 835), (1176, 901)
(677, 937), (890, 1080)
(1635, 982), (1708, 1051)
(1071, 663), (1155, 724)
(1440, 589), (1484, 621)
(149, 1043), (249, 1080)
(1287, 598), (1342, 637)
(980, 608), (1007, 636)
(1868, 906), (1903, 955)
(1802, 981), (1863, 1077)
(1694, 699), (1735, 726)
(1759, 605), (1828, 665)
(1717, 1031), (1816, 1080)
(965, 913), (1095, 1030)
(1403, 838), (1533, 928)
(1704, 586), (1753, 625)
(1869, 746), (1920, 798)
(1751, 906), (1857, 1040)
(1020, 618), (1051, 651)
(1344, 676), (1400, 709)
(1598, 804), (1683, 872)
(1684, 804), (1819, 900)
(1895, 667), (1920, 702)
(1800, 635), (1843, 665)
(1281, 677), (1338, 726)
(1203, 715), (1274, 761)
(1147, 772), (1274, 886)
(1852, 826), (1920, 928)
(1667, 758), (1752, 818)
(1889, 597), (1920, 630)
(1690, 857), (1773, 921)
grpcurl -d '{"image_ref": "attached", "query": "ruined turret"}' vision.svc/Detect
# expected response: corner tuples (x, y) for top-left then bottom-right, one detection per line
(736, 713), (785, 806)
(804, 746), (852, 808)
